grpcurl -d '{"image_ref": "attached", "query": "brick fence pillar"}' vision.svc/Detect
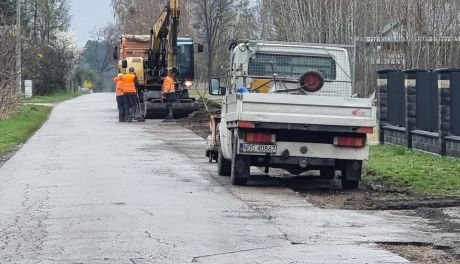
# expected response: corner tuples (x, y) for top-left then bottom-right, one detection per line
(403, 69), (419, 149)
(436, 69), (454, 156)
(377, 70), (396, 144)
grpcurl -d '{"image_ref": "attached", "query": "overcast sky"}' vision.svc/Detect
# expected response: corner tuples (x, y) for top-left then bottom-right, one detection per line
(70, 0), (113, 45)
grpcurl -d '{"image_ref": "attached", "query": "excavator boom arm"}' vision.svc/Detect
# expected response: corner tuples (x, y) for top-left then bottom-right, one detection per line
(149, 0), (180, 75)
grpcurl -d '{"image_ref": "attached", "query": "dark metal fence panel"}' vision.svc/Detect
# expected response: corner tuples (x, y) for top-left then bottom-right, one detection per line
(387, 72), (405, 127)
(416, 72), (431, 131)
(451, 72), (460, 136)
(415, 72), (439, 132)
(379, 68), (460, 157)
(399, 73), (406, 127)
(430, 72), (439, 132)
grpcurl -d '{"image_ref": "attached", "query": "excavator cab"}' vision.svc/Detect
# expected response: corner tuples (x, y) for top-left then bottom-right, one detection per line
(176, 38), (195, 88)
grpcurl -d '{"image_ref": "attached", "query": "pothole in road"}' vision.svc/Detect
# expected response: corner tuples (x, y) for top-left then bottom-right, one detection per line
(376, 241), (459, 264)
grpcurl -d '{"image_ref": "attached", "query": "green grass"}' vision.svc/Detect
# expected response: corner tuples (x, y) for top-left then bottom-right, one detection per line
(364, 144), (460, 197)
(25, 91), (84, 104)
(0, 105), (51, 157)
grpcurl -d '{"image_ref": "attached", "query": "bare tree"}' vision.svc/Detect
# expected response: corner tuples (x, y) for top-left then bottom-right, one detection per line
(19, 0), (78, 95)
(256, 0), (460, 96)
(87, 24), (119, 74)
(0, 0), (18, 118)
(191, 0), (234, 79)
(111, 0), (191, 35)
(0, 26), (18, 118)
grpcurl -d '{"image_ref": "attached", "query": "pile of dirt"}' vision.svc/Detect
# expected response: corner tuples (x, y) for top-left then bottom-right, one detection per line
(298, 188), (460, 210)
(378, 242), (459, 264)
(414, 207), (460, 232)
(177, 101), (220, 139)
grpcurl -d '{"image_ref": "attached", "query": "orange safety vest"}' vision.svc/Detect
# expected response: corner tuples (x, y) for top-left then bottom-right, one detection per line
(114, 76), (124, 95)
(123, 73), (137, 93)
(162, 76), (175, 93)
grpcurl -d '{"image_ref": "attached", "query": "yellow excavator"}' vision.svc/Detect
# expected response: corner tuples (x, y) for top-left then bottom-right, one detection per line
(114, 0), (202, 119)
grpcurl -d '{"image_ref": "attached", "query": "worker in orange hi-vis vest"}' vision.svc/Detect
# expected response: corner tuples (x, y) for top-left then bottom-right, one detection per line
(114, 73), (127, 122)
(122, 67), (140, 122)
(161, 70), (176, 121)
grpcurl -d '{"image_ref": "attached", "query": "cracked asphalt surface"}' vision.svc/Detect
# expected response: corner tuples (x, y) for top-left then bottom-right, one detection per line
(0, 93), (441, 263)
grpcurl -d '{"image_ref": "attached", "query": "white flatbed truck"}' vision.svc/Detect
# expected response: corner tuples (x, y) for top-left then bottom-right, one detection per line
(208, 40), (375, 188)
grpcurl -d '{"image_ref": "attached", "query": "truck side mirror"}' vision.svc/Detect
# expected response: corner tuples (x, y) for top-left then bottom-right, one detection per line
(209, 78), (223, 95)
(121, 60), (128, 69)
(113, 46), (119, 61)
(196, 44), (204, 53)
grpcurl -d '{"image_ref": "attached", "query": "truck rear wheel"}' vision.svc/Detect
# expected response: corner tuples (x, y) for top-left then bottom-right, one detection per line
(217, 147), (231, 176)
(230, 136), (249, 185)
(341, 160), (362, 190)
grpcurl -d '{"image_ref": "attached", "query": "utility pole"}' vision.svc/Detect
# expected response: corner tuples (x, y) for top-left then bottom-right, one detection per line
(16, 0), (22, 96)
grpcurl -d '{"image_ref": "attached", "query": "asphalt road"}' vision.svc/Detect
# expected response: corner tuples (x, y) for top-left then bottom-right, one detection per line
(0, 93), (432, 263)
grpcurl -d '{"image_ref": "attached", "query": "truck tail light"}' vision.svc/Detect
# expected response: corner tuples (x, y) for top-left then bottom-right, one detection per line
(356, 127), (374, 134)
(244, 132), (275, 143)
(238, 121), (255, 128)
(334, 136), (366, 148)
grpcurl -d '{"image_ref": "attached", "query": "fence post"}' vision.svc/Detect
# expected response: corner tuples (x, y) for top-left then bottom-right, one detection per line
(377, 69), (395, 144)
(403, 69), (419, 149)
(436, 69), (454, 156)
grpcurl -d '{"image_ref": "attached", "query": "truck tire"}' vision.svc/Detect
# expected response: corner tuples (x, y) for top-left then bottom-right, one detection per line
(341, 160), (362, 190)
(230, 135), (249, 185)
(217, 147), (231, 176)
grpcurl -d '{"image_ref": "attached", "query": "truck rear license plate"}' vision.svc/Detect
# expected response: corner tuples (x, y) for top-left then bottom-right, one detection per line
(240, 143), (277, 154)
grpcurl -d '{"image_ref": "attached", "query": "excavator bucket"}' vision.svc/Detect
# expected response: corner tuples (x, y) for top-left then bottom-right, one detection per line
(143, 100), (200, 119)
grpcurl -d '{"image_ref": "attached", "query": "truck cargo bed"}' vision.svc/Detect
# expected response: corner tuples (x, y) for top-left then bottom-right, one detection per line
(224, 93), (374, 128)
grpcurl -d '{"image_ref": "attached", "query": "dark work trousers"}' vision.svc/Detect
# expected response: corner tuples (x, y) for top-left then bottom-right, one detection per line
(116, 95), (127, 122)
(125, 93), (137, 121)
(165, 92), (176, 120)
